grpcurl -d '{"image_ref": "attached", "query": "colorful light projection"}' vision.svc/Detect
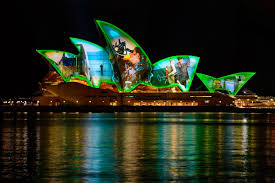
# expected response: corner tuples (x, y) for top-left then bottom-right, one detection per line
(96, 20), (152, 92)
(37, 20), (255, 94)
(37, 49), (92, 86)
(70, 38), (114, 88)
(37, 37), (115, 88)
(196, 72), (255, 96)
(151, 56), (199, 91)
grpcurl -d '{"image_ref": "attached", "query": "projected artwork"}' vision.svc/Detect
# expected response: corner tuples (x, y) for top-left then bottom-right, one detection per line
(37, 21), (202, 92)
(37, 38), (115, 87)
(70, 38), (114, 88)
(37, 50), (88, 83)
(151, 56), (199, 91)
(196, 72), (256, 96)
(96, 20), (152, 91)
(37, 20), (255, 94)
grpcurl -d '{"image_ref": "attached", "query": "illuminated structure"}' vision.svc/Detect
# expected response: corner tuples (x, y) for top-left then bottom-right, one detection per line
(37, 20), (199, 93)
(196, 72), (255, 96)
(37, 37), (113, 88)
(36, 20), (256, 107)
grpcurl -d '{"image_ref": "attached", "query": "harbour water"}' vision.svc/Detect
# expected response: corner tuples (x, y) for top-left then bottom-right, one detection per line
(0, 112), (274, 182)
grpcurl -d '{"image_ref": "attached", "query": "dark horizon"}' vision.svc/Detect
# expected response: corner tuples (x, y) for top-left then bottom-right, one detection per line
(3, 0), (275, 97)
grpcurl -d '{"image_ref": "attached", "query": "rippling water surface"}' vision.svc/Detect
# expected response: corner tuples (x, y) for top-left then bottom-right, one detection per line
(0, 112), (274, 182)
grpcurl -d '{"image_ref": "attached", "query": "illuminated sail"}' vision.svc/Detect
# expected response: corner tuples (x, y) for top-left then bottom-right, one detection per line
(70, 37), (114, 88)
(37, 38), (115, 87)
(151, 55), (200, 92)
(96, 20), (152, 92)
(196, 72), (255, 96)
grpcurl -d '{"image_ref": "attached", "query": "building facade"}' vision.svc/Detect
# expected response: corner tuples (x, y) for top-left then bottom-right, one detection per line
(35, 20), (256, 107)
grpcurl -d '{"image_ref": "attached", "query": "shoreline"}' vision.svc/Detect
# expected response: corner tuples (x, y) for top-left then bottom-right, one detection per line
(1, 106), (274, 113)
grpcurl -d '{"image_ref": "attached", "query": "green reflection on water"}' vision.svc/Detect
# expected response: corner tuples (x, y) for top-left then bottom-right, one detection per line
(0, 112), (274, 182)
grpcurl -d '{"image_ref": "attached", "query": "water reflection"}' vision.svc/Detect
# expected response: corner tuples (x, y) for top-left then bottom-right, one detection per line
(0, 112), (274, 182)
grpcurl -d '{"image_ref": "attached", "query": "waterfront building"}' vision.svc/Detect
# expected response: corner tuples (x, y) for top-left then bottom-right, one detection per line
(35, 20), (260, 107)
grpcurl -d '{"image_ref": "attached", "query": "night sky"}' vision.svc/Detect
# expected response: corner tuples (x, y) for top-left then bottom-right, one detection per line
(3, 0), (275, 96)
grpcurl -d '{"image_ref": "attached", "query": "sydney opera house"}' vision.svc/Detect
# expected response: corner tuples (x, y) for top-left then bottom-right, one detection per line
(35, 20), (257, 107)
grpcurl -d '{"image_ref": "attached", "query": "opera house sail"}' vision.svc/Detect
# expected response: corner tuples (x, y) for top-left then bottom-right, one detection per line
(37, 38), (114, 88)
(196, 72), (255, 96)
